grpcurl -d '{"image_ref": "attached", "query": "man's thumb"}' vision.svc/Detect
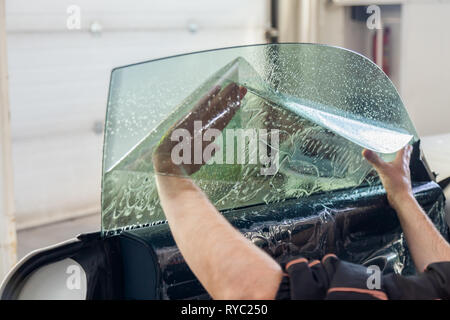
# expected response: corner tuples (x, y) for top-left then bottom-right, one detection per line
(362, 149), (384, 169)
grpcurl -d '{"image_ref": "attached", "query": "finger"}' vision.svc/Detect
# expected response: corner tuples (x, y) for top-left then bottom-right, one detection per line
(208, 82), (240, 114)
(201, 83), (242, 131)
(211, 84), (244, 130)
(193, 83), (244, 126)
(169, 85), (221, 132)
(362, 149), (386, 170)
(196, 85), (221, 110)
(199, 85), (247, 164)
(394, 144), (412, 166)
(407, 144), (413, 158)
(239, 86), (247, 100)
(404, 144), (413, 164)
(394, 145), (406, 164)
(161, 83), (243, 152)
(187, 85), (221, 120)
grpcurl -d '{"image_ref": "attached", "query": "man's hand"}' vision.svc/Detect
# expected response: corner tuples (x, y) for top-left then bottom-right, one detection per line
(364, 144), (450, 270)
(362, 145), (413, 210)
(153, 82), (247, 176)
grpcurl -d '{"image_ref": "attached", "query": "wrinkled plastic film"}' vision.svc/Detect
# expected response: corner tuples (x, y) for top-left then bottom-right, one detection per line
(123, 182), (447, 299)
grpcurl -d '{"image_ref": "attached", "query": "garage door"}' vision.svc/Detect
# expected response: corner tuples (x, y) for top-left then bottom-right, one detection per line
(6, 0), (269, 229)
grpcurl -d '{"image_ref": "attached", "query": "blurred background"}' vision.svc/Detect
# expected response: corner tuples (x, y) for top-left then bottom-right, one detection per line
(0, 0), (449, 276)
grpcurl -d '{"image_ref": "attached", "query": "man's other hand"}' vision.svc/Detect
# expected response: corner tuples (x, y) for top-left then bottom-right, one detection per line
(153, 82), (247, 176)
(362, 145), (414, 210)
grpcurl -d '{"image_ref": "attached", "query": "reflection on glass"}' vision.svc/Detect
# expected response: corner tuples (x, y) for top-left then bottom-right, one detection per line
(102, 44), (417, 235)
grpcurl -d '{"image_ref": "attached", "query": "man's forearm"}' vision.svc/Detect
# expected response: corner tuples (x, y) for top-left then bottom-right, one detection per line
(155, 175), (283, 299)
(394, 193), (450, 272)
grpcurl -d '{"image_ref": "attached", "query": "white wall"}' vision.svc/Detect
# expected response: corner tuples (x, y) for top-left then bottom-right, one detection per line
(6, 0), (269, 229)
(317, 2), (403, 89)
(318, 0), (450, 137)
(400, 0), (450, 136)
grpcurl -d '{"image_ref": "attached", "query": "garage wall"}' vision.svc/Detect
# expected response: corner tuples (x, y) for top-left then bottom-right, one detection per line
(317, 0), (450, 137)
(6, 0), (269, 229)
(400, 0), (450, 136)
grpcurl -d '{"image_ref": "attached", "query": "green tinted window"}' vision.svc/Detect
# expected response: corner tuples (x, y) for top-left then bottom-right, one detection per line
(102, 44), (417, 235)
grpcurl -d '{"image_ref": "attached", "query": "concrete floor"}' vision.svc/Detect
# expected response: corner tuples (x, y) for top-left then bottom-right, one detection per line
(17, 213), (100, 259)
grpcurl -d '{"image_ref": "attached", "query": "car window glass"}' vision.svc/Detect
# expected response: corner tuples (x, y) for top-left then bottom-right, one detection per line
(102, 44), (417, 235)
